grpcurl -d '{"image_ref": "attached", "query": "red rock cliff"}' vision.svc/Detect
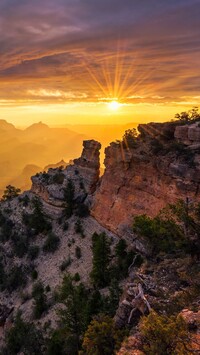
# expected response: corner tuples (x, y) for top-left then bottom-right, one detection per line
(91, 122), (200, 234)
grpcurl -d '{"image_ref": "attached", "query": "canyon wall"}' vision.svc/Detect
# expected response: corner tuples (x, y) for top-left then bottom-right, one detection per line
(91, 122), (200, 234)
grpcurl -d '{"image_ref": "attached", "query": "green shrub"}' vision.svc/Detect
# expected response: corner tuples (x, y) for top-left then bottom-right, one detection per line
(6, 266), (27, 292)
(52, 172), (65, 185)
(11, 234), (28, 258)
(43, 233), (60, 253)
(75, 203), (90, 218)
(90, 232), (111, 288)
(140, 311), (191, 355)
(59, 257), (71, 272)
(74, 273), (81, 282)
(23, 197), (52, 235)
(75, 246), (82, 259)
(2, 185), (21, 201)
(32, 281), (47, 319)
(31, 269), (38, 280)
(63, 179), (75, 218)
(3, 312), (44, 354)
(75, 220), (85, 237)
(133, 214), (187, 254)
(82, 315), (126, 355)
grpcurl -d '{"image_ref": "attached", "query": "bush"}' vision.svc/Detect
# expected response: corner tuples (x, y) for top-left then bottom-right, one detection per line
(75, 203), (90, 218)
(3, 312), (44, 354)
(90, 232), (111, 288)
(59, 257), (71, 272)
(75, 246), (82, 259)
(2, 185), (21, 201)
(74, 273), (81, 282)
(11, 234), (28, 258)
(82, 315), (125, 355)
(32, 281), (47, 319)
(133, 214), (187, 254)
(140, 311), (191, 355)
(63, 179), (75, 218)
(6, 266), (27, 292)
(23, 197), (52, 235)
(75, 219), (85, 237)
(28, 245), (40, 260)
(52, 172), (65, 185)
(31, 269), (38, 280)
(112, 239), (143, 279)
(43, 233), (60, 253)
(122, 128), (138, 149)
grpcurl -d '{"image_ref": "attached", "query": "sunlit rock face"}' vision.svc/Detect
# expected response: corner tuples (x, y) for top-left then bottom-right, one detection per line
(92, 122), (200, 234)
(31, 140), (101, 209)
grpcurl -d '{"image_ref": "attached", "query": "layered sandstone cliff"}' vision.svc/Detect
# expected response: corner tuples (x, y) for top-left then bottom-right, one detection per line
(91, 122), (200, 234)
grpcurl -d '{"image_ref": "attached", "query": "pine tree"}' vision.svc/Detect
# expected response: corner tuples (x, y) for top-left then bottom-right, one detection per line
(90, 232), (111, 288)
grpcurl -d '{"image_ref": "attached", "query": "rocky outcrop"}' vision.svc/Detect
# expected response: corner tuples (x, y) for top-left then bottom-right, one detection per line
(175, 122), (200, 145)
(31, 140), (101, 210)
(92, 122), (200, 234)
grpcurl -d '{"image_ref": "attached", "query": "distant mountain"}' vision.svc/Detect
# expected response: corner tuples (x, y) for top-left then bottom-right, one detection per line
(44, 159), (70, 171)
(0, 119), (16, 131)
(9, 164), (42, 192)
(0, 120), (89, 195)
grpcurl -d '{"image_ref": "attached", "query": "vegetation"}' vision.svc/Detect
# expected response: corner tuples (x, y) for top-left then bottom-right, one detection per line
(6, 266), (27, 292)
(113, 238), (143, 279)
(133, 213), (188, 254)
(63, 179), (75, 218)
(174, 106), (200, 123)
(140, 311), (191, 355)
(43, 232), (60, 253)
(23, 197), (52, 235)
(59, 257), (71, 272)
(28, 245), (40, 260)
(3, 312), (44, 355)
(90, 232), (111, 288)
(52, 172), (65, 184)
(75, 219), (85, 237)
(32, 281), (47, 319)
(1, 185), (21, 201)
(82, 315), (126, 355)
(51, 273), (123, 354)
(75, 246), (82, 259)
(122, 128), (138, 149)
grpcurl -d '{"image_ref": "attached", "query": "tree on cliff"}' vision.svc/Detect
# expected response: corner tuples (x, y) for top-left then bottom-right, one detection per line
(90, 232), (111, 288)
(82, 315), (125, 355)
(140, 311), (191, 355)
(2, 185), (21, 201)
(122, 128), (138, 149)
(63, 179), (75, 218)
(175, 106), (200, 122)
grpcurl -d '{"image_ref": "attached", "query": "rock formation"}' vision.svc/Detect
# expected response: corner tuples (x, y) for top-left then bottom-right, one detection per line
(92, 122), (200, 234)
(31, 140), (101, 210)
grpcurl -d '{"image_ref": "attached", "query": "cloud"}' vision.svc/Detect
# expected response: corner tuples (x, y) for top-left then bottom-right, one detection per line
(0, 0), (199, 107)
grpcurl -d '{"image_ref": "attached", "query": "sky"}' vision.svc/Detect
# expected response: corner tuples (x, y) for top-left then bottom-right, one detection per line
(0, 0), (200, 126)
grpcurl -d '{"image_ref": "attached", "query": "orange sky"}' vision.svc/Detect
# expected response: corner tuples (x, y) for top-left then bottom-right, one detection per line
(0, 0), (200, 126)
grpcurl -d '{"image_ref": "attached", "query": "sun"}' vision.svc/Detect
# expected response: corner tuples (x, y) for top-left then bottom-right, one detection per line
(108, 100), (121, 110)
